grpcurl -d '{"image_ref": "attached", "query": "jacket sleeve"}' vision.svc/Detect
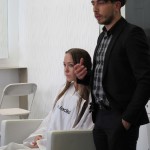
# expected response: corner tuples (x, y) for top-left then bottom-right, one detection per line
(77, 70), (92, 86)
(122, 26), (150, 124)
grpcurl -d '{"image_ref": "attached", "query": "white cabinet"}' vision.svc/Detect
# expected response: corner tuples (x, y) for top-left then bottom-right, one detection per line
(146, 101), (150, 115)
(137, 124), (150, 150)
(137, 116), (150, 150)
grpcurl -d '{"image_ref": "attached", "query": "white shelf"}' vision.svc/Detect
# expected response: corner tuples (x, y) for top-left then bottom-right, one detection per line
(0, 66), (27, 69)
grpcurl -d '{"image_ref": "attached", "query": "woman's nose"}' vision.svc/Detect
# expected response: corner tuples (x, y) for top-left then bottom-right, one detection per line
(64, 66), (69, 72)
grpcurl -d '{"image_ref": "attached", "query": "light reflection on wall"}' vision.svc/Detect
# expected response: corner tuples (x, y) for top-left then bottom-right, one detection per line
(0, 0), (8, 58)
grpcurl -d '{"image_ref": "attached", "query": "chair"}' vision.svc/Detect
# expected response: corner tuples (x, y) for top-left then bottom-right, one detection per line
(0, 83), (37, 119)
(1, 119), (96, 150)
(47, 130), (96, 150)
(1, 119), (42, 146)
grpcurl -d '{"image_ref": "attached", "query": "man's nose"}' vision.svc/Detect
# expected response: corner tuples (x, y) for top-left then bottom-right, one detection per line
(93, 3), (98, 12)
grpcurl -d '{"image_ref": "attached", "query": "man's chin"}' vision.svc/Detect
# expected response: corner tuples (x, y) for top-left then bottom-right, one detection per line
(97, 20), (104, 25)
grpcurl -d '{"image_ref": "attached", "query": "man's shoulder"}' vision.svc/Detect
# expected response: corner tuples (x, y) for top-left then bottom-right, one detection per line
(124, 19), (144, 33)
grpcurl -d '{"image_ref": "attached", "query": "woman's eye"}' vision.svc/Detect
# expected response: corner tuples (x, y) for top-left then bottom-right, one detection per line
(69, 64), (74, 67)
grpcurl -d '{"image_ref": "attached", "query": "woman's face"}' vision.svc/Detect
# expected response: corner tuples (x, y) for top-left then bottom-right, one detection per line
(64, 53), (76, 82)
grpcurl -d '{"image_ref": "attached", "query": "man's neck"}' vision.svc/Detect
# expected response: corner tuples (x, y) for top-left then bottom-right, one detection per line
(105, 15), (122, 31)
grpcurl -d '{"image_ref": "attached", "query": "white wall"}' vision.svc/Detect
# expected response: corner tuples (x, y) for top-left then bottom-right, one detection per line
(18, 0), (99, 118)
(0, 1), (129, 119)
(0, 0), (8, 58)
(0, 0), (19, 67)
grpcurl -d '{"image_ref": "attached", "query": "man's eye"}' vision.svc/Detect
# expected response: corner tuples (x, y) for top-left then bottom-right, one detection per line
(98, 1), (106, 5)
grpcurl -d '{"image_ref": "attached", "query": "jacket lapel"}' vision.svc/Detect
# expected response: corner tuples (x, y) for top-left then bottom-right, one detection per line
(102, 19), (127, 79)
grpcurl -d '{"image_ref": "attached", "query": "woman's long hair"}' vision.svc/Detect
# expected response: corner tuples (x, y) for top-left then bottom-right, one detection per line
(56, 48), (92, 126)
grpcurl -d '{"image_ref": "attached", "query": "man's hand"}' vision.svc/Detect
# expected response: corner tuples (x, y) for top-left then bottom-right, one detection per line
(74, 58), (87, 80)
(122, 119), (131, 130)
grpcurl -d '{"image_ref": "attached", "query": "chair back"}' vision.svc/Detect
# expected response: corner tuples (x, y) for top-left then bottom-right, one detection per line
(0, 83), (37, 111)
(47, 130), (96, 150)
(1, 119), (42, 146)
(2, 83), (37, 96)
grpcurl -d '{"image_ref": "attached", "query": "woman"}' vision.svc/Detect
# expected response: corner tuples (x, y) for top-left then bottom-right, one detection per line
(0, 48), (93, 150)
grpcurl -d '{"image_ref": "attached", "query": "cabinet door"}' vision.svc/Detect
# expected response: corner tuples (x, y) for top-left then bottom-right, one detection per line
(126, 0), (150, 47)
(126, 2), (150, 149)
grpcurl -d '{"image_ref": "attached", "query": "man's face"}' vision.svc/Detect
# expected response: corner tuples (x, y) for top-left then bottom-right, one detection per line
(91, 0), (118, 25)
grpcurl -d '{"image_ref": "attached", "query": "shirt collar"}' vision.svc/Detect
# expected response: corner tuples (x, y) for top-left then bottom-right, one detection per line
(102, 17), (124, 36)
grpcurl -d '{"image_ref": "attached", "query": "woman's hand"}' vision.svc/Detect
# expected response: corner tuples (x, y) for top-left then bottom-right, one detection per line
(29, 135), (42, 148)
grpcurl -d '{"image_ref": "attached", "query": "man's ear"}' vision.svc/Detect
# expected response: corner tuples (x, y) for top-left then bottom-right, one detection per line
(114, 1), (122, 9)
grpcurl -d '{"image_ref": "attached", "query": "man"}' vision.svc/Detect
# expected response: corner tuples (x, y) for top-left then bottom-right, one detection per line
(74, 0), (150, 150)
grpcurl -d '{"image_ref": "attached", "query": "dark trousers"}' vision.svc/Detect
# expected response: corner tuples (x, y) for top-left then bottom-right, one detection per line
(93, 109), (139, 150)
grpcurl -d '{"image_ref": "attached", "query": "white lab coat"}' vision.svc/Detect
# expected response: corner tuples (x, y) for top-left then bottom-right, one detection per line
(0, 83), (94, 150)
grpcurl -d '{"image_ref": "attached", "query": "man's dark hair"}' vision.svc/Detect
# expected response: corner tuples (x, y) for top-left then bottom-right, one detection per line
(114, 0), (126, 7)
(100, 0), (126, 7)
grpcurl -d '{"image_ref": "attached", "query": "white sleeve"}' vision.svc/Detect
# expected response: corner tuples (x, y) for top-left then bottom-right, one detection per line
(23, 84), (65, 146)
(23, 110), (52, 146)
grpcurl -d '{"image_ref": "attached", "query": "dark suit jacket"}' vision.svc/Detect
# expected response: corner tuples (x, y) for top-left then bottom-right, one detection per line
(79, 17), (150, 126)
